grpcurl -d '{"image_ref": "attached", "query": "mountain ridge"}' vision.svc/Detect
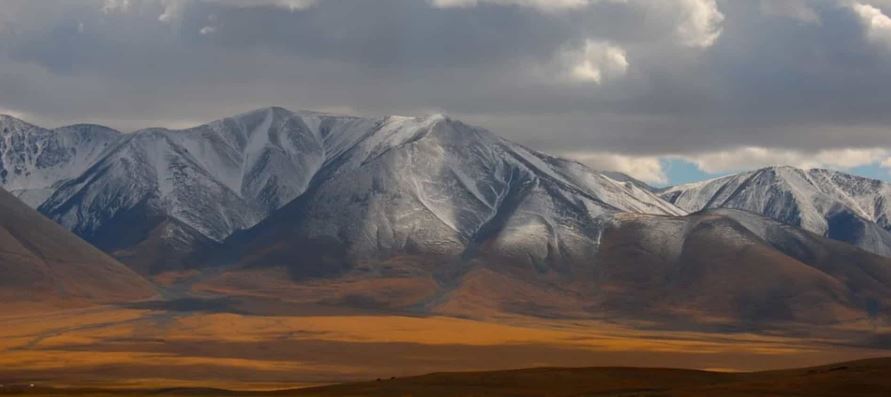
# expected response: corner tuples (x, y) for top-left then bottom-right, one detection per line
(5, 108), (891, 279)
(4, 109), (891, 327)
(1, 108), (686, 272)
(660, 165), (891, 256)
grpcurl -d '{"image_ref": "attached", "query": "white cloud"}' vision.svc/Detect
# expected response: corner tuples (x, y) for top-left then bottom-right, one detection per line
(849, 1), (891, 47)
(158, 0), (185, 23)
(681, 146), (890, 173)
(429, 0), (592, 12)
(672, 0), (724, 48)
(564, 40), (629, 83)
(562, 147), (891, 186)
(100, 0), (186, 22)
(204, 0), (317, 11)
(101, 0), (317, 23)
(199, 25), (216, 35)
(760, 0), (820, 23)
(101, 0), (133, 14)
(564, 151), (668, 184)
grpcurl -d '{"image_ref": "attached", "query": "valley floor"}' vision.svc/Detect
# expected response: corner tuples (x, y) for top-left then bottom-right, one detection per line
(2, 358), (891, 397)
(1, 301), (890, 392)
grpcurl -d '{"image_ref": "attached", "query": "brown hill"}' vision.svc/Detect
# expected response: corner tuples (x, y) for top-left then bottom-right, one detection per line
(202, 208), (891, 329)
(5, 358), (891, 396)
(288, 357), (891, 397)
(0, 188), (155, 310)
(585, 209), (891, 326)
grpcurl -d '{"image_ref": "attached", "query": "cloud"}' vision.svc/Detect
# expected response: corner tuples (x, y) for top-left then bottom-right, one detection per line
(430, 0), (724, 48)
(681, 147), (891, 174)
(158, 0), (185, 23)
(849, 1), (891, 47)
(102, 0), (318, 23)
(564, 40), (629, 83)
(2, 0), (891, 186)
(564, 151), (668, 184)
(205, 0), (317, 10)
(101, 0), (133, 14)
(429, 0), (592, 12)
(672, 0), (724, 47)
(565, 147), (891, 186)
(760, 0), (820, 23)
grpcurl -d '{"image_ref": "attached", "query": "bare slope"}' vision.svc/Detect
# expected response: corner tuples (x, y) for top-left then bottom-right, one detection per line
(0, 188), (155, 308)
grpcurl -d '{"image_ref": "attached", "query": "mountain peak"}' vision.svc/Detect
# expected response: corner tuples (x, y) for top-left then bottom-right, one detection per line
(0, 114), (38, 131)
(763, 164), (800, 170)
(225, 106), (297, 124)
(750, 165), (806, 176)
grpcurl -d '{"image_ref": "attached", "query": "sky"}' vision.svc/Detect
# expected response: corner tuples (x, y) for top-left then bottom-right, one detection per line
(1, 0), (890, 186)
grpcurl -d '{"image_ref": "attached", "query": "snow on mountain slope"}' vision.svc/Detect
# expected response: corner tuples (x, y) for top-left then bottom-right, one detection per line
(221, 115), (684, 278)
(3, 108), (681, 272)
(541, 156), (685, 216)
(0, 115), (122, 207)
(40, 130), (263, 245)
(660, 166), (891, 256)
(34, 108), (335, 270)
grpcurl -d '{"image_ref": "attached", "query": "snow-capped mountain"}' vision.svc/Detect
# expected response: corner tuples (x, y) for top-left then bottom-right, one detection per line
(224, 113), (686, 278)
(0, 108), (684, 272)
(660, 166), (891, 256)
(0, 115), (121, 207)
(5, 109), (891, 326)
(33, 108), (383, 272)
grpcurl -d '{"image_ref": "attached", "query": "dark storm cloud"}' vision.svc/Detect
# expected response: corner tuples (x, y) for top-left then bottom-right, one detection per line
(0, 0), (890, 181)
(201, 0), (574, 68)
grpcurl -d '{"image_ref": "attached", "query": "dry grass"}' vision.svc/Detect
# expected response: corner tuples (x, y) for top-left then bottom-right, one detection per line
(1, 305), (889, 391)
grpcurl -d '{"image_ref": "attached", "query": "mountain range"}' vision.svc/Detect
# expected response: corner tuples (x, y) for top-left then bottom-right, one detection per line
(3, 107), (891, 326)
(1, 108), (682, 272)
(660, 166), (891, 257)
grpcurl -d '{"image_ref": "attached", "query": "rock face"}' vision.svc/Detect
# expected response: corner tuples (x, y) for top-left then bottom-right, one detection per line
(660, 166), (891, 256)
(0, 108), (684, 272)
(0, 187), (155, 308)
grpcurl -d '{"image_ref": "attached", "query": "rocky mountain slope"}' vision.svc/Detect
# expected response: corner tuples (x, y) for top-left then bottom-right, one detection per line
(0, 115), (120, 207)
(0, 108), (684, 272)
(660, 166), (891, 256)
(216, 112), (683, 276)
